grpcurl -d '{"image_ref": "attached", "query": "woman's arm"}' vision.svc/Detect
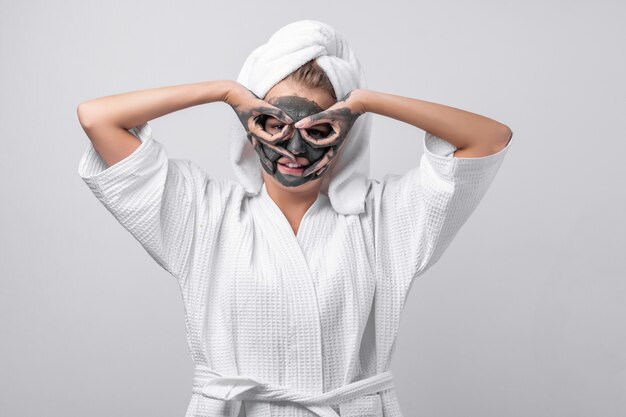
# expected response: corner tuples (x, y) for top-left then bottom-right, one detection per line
(76, 80), (236, 167)
(356, 89), (512, 158)
(293, 89), (513, 173)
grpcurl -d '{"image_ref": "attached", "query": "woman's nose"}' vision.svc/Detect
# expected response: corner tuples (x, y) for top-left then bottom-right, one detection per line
(286, 129), (306, 155)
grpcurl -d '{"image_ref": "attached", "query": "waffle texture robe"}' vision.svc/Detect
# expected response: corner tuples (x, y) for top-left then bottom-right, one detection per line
(78, 122), (513, 417)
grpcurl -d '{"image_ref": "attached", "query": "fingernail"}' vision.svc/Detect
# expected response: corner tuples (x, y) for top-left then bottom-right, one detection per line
(294, 121), (303, 128)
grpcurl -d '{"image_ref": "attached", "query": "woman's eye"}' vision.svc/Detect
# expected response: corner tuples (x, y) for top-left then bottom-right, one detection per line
(270, 124), (284, 131)
(306, 129), (329, 138)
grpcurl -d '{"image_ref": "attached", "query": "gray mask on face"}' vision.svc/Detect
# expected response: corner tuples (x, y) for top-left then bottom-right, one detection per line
(255, 96), (334, 187)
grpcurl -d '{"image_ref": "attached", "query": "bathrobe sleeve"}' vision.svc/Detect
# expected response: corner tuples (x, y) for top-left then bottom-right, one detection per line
(77, 122), (212, 281)
(372, 131), (513, 292)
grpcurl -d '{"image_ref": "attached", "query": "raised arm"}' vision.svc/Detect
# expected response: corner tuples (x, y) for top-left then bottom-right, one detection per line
(354, 89), (513, 157)
(293, 88), (513, 175)
(76, 80), (235, 167)
(77, 80), (297, 168)
(294, 89), (513, 155)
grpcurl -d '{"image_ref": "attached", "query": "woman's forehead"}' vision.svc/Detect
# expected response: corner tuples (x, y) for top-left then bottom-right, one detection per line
(267, 96), (324, 120)
(265, 79), (335, 109)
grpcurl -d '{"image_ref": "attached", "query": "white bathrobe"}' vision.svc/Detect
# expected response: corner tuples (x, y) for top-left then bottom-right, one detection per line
(78, 122), (513, 417)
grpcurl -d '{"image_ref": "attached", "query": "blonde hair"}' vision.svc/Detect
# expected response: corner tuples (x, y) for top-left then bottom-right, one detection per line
(284, 59), (337, 101)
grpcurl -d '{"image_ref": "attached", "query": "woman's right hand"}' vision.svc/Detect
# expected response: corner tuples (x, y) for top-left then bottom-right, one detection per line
(224, 82), (298, 165)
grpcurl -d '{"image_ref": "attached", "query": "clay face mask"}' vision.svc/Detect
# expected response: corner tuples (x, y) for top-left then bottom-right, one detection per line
(255, 96), (334, 187)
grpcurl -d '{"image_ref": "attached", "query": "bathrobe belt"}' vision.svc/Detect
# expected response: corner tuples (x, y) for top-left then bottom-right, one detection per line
(192, 364), (395, 417)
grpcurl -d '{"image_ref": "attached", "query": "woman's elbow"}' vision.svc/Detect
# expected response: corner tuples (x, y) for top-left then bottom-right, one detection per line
(77, 101), (102, 131)
(77, 102), (91, 129)
(453, 125), (512, 158)
(500, 124), (513, 144)
(490, 124), (513, 150)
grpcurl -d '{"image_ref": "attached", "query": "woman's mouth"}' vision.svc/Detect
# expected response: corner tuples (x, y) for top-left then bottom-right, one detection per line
(277, 158), (310, 176)
(277, 161), (306, 176)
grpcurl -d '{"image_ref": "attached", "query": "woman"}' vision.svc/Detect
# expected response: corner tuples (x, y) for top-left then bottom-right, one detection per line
(77, 20), (513, 417)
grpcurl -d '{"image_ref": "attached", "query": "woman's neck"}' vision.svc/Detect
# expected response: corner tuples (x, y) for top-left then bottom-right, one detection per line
(262, 176), (322, 235)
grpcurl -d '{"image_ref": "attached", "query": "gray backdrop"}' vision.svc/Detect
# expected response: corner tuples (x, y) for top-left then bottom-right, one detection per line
(1, 0), (625, 416)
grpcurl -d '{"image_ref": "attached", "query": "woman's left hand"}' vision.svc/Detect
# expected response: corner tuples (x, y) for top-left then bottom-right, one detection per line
(296, 89), (367, 177)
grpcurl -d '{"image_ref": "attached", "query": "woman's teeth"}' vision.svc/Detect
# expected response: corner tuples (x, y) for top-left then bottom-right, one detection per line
(277, 161), (307, 176)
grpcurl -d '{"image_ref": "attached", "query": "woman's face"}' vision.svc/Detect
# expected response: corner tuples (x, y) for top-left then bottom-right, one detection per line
(257, 79), (336, 190)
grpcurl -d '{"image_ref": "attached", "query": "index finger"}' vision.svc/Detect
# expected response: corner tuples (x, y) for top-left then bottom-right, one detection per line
(255, 104), (294, 125)
(300, 128), (341, 148)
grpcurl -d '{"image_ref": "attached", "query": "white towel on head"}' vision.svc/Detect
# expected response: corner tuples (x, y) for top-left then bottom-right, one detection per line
(228, 19), (372, 215)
